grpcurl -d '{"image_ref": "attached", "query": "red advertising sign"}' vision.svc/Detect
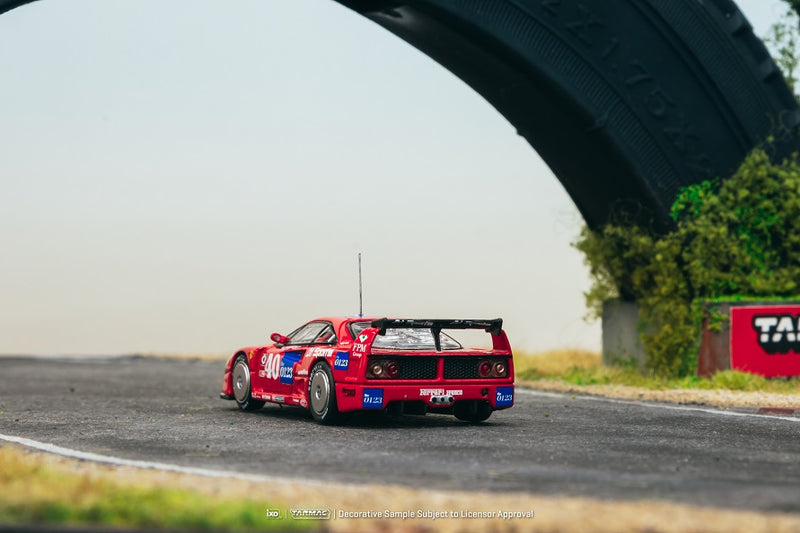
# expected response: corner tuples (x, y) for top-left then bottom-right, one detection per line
(730, 305), (800, 377)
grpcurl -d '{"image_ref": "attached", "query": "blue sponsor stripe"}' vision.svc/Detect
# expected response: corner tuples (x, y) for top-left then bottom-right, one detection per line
(279, 352), (303, 385)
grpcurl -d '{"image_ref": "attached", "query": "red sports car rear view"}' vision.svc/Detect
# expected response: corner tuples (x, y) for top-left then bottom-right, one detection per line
(220, 317), (514, 424)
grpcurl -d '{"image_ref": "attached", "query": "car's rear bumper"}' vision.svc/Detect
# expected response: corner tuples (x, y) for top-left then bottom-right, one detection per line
(334, 382), (514, 412)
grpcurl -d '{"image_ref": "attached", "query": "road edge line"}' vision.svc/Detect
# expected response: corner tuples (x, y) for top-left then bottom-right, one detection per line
(517, 387), (800, 423)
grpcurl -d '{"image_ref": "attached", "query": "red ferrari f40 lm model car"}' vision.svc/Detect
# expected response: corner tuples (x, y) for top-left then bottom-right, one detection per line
(220, 317), (514, 424)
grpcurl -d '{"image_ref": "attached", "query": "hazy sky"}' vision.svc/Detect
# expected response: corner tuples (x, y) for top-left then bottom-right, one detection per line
(0, 0), (787, 355)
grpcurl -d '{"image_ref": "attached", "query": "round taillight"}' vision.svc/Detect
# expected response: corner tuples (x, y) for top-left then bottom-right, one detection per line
(385, 361), (399, 378)
(493, 361), (507, 377)
(478, 360), (493, 378)
(370, 362), (384, 377)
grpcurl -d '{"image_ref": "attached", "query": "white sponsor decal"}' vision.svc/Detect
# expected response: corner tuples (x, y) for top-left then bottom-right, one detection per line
(299, 398), (308, 408)
(358, 334), (369, 342)
(296, 369), (308, 377)
(260, 354), (267, 365)
(353, 343), (369, 354)
(306, 347), (334, 358)
(419, 389), (463, 397)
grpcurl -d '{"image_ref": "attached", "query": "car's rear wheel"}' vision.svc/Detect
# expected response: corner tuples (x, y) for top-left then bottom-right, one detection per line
(308, 362), (344, 425)
(454, 401), (492, 423)
(232, 354), (265, 412)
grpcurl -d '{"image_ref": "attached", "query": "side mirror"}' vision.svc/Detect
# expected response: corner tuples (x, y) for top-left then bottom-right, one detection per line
(270, 333), (290, 345)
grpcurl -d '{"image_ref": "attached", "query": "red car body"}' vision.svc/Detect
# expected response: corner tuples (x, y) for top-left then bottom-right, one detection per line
(220, 317), (514, 424)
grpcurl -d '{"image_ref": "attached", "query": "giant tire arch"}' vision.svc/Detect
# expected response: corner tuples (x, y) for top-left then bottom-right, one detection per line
(2, 0), (798, 229)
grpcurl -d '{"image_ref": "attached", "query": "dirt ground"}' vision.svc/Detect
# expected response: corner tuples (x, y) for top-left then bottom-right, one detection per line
(519, 379), (800, 409)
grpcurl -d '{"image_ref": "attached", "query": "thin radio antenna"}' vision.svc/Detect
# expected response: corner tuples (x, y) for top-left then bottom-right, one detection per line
(358, 253), (363, 317)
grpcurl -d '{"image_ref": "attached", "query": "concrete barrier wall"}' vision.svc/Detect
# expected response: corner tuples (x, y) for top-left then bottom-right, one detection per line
(601, 300), (646, 372)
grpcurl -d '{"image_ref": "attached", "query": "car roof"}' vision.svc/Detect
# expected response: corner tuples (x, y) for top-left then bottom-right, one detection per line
(310, 317), (375, 329)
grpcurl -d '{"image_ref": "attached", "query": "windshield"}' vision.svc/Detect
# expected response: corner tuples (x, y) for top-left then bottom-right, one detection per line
(349, 322), (462, 350)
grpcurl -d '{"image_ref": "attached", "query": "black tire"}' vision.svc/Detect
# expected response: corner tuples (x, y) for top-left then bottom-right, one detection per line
(308, 362), (345, 425)
(3, 0), (796, 228)
(454, 400), (493, 423)
(337, 0), (800, 229)
(231, 354), (265, 412)
(0, 1), (29, 15)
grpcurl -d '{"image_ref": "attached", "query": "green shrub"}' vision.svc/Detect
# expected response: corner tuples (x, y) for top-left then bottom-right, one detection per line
(710, 370), (769, 392)
(576, 149), (800, 376)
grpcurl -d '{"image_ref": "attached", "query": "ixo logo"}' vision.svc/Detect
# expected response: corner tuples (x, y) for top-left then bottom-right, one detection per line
(265, 509), (282, 519)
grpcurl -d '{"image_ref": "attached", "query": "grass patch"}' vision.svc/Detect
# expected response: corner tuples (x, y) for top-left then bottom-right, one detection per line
(514, 349), (800, 394)
(0, 446), (307, 532)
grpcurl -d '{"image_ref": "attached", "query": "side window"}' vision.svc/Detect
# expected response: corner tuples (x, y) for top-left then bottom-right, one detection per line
(349, 321), (370, 338)
(288, 322), (335, 345)
(314, 324), (337, 344)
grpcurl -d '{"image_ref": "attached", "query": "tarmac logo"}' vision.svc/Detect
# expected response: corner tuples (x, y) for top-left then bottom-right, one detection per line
(752, 315), (800, 355)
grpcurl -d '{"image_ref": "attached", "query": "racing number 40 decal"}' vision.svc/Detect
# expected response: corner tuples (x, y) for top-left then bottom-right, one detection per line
(260, 352), (302, 383)
(261, 353), (281, 380)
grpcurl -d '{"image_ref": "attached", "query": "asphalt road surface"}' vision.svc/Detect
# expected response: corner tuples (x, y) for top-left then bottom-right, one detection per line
(1, 356), (799, 512)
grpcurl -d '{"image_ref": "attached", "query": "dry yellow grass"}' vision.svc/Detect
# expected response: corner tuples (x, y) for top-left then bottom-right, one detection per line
(4, 444), (800, 533)
(0, 445), (295, 531)
(513, 348), (602, 376)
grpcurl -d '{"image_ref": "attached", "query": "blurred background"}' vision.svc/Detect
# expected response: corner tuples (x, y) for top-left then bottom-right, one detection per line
(0, 0), (784, 355)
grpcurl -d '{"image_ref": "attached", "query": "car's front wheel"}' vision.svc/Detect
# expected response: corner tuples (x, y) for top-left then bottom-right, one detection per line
(232, 354), (265, 412)
(308, 362), (344, 425)
(454, 401), (492, 423)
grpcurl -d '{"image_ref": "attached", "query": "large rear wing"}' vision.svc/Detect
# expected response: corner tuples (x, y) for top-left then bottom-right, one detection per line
(370, 318), (506, 352)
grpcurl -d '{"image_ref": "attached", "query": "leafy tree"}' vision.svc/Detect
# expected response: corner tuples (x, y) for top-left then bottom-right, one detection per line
(576, 150), (800, 376)
(784, 0), (800, 19)
(765, 4), (800, 95)
(575, 5), (800, 377)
